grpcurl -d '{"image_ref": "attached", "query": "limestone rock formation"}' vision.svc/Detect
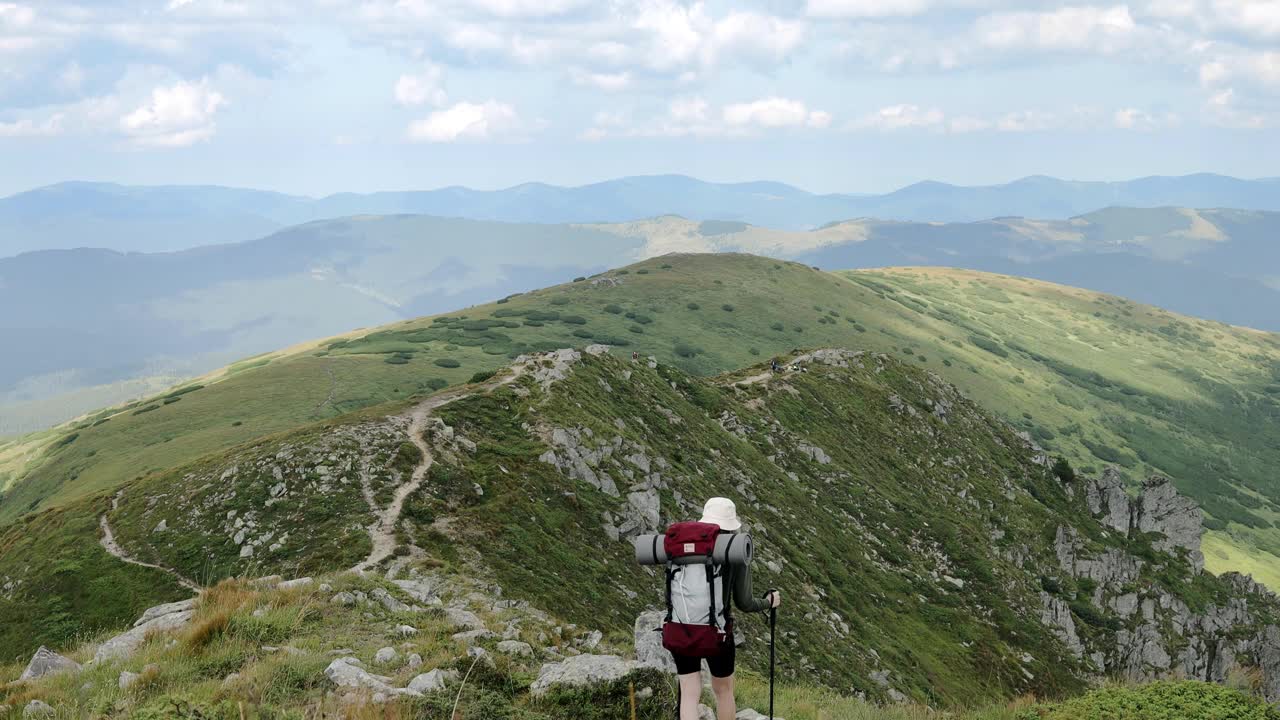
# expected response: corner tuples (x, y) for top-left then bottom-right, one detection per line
(530, 654), (644, 696)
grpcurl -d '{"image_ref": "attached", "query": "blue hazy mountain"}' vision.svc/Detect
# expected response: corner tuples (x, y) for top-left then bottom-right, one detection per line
(5, 173), (1279, 256)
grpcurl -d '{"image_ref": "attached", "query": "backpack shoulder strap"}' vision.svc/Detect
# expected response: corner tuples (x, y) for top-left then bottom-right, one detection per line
(705, 557), (718, 629)
(664, 561), (675, 624)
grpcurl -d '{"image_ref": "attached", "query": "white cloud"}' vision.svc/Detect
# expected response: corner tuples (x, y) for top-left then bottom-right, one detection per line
(948, 115), (992, 133)
(852, 104), (946, 130)
(395, 64), (448, 107)
(406, 100), (521, 142)
(0, 112), (64, 138)
(975, 5), (1138, 52)
(668, 96), (710, 124)
(995, 109), (1059, 132)
(465, 0), (592, 18)
(806, 110), (833, 129)
(119, 78), (225, 147)
(569, 68), (631, 91)
(1114, 107), (1179, 129)
(723, 97), (810, 128)
(806, 0), (932, 18)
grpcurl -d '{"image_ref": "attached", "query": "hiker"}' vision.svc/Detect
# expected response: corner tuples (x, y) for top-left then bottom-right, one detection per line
(665, 497), (781, 720)
(633, 351), (640, 361)
(770, 359), (780, 373)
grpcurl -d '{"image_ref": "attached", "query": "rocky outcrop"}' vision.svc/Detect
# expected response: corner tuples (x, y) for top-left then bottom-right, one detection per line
(1037, 593), (1084, 659)
(324, 657), (421, 698)
(20, 646), (81, 682)
(1134, 476), (1204, 571)
(1084, 467), (1131, 534)
(1079, 469), (1203, 572)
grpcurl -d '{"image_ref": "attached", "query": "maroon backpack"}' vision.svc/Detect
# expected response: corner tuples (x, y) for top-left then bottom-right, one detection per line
(661, 521), (733, 657)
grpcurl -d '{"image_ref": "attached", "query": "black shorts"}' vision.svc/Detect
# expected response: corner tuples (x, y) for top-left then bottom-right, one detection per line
(672, 639), (735, 678)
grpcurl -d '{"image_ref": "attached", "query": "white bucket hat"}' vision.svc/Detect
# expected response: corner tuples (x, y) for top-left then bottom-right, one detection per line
(699, 497), (741, 531)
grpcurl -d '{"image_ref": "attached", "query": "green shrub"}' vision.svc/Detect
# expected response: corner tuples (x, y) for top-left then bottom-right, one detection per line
(636, 269), (650, 275)
(434, 358), (461, 368)
(660, 263), (673, 269)
(469, 370), (497, 384)
(687, 303), (700, 310)
(632, 314), (653, 325)
(749, 348), (760, 356)
(771, 322), (784, 331)
(573, 276), (586, 282)
(573, 329), (594, 338)
(603, 304), (623, 314)
(523, 320), (545, 327)
(551, 297), (571, 306)
(628, 326), (644, 334)
(562, 315), (587, 325)
(1052, 457), (1075, 483)
(970, 335), (1009, 358)
(721, 304), (735, 312)
(1020, 680), (1280, 720)
(132, 404), (161, 416)
(673, 342), (703, 358)
(425, 378), (449, 391)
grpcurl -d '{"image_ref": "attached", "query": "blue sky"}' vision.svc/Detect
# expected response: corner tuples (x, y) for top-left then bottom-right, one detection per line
(0, 0), (1277, 196)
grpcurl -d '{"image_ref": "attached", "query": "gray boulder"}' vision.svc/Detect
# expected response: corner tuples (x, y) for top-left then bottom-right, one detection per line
(23, 700), (54, 718)
(407, 669), (454, 693)
(634, 611), (676, 672)
(20, 646), (81, 682)
(370, 587), (411, 613)
(95, 602), (195, 662)
(331, 592), (356, 606)
(497, 640), (534, 657)
(374, 647), (398, 665)
(119, 671), (140, 689)
(737, 710), (786, 720)
(278, 577), (314, 590)
(444, 608), (485, 631)
(530, 654), (643, 696)
(323, 657), (420, 697)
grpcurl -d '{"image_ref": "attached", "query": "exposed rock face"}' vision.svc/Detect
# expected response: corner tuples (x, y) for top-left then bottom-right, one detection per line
(1084, 467), (1131, 534)
(530, 654), (644, 696)
(20, 646), (81, 681)
(1037, 593), (1084, 659)
(23, 700), (54, 718)
(408, 669), (457, 693)
(1133, 476), (1204, 572)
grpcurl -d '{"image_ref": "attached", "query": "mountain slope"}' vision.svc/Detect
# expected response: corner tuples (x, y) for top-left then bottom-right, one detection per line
(5, 173), (1279, 256)
(6, 205), (1280, 435)
(4, 254), (1280, 588)
(6, 346), (1280, 713)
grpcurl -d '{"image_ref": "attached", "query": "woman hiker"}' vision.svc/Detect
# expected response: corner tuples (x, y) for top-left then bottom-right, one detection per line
(671, 497), (782, 720)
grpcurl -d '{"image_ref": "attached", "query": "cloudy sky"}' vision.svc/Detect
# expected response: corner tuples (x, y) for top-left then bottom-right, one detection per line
(0, 0), (1277, 196)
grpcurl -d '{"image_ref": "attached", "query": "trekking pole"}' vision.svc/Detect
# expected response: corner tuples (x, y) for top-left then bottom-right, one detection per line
(769, 592), (778, 720)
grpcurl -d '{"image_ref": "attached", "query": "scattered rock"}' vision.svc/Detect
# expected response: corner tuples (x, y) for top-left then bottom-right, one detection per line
(407, 653), (423, 669)
(408, 669), (453, 693)
(278, 577), (314, 590)
(394, 625), (418, 637)
(453, 629), (496, 643)
(374, 647), (398, 665)
(371, 587), (411, 613)
(444, 608), (485, 631)
(497, 640), (534, 657)
(319, 583), (333, 593)
(324, 657), (420, 697)
(737, 710), (785, 720)
(20, 646), (81, 682)
(331, 592), (356, 606)
(22, 700), (54, 718)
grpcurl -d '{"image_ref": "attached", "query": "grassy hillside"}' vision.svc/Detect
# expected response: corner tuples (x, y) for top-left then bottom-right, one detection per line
(4, 254), (1280, 579)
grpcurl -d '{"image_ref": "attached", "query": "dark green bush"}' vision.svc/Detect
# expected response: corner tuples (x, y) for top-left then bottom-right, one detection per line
(573, 276), (586, 282)
(551, 297), (571, 306)
(771, 322), (784, 331)
(132, 404), (160, 416)
(687, 303), (700, 310)
(562, 315), (587, 325)
(424, 378), (449, 391)
(628, 326), (644, 334)
(721, 304), (735, 312)
(970, 335), (1009, 358)
(603, 304), (623, 314)
(469, 370), (497, 383)
(1021, 680), (1280, 720)
(434, 358), (461, 368)
(633, 314), (654, 325)
(573, 329), (593, 339)
(674, 342), (702, 358)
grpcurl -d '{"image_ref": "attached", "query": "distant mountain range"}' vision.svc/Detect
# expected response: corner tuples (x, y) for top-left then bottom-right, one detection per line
(4, 173), (1280, 256)
(3, 205), (1278, 433)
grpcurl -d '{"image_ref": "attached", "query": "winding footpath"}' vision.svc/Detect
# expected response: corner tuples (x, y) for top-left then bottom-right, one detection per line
(99, 492), (202, 593)
(350, 364), (529, 574)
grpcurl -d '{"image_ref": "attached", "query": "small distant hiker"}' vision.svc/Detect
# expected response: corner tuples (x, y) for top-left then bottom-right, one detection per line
(663, 497), (781, 720)
(770, 359), (780, 373)
(633, 351), (640, 361)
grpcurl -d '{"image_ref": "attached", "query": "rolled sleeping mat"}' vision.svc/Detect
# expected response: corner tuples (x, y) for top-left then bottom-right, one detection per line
(634, 533), (753, 567)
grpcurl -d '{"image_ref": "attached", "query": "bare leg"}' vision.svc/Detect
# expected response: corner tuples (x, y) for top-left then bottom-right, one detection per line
(679, 672), (703, 720)
(710, 673), (736, 720)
